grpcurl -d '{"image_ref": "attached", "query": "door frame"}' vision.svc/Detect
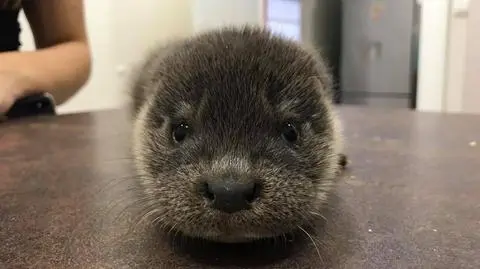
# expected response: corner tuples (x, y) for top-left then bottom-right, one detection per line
(415, 0), (453, 112)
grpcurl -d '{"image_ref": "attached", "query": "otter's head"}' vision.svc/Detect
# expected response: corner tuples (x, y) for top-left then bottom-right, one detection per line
(130, 26), (343, 243)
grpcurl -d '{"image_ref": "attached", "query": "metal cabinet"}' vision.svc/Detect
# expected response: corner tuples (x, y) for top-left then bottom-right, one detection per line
(340, 0), (420, 108)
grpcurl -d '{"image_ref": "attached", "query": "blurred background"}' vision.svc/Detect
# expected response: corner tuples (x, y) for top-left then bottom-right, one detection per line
(16, 0), (480, 115)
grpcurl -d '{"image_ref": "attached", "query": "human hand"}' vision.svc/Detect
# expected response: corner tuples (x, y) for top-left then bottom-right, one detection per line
(0, 71), (42, 115)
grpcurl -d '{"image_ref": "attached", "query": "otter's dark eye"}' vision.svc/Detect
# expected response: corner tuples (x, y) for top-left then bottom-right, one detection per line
(172, 123), (190, 143)
(281, 123), (298, 143)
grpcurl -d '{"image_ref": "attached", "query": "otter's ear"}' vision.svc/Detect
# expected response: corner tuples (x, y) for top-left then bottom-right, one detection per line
(127, 42), (175, 117)
(302, 44), (336, 102)
(127, 58), (156, 116)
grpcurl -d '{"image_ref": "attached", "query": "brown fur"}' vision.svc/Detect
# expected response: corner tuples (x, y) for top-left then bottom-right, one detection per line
(128, 25), (345, 243)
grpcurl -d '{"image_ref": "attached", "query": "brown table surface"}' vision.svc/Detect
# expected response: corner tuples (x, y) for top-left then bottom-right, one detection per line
(0, 106), (479, 269)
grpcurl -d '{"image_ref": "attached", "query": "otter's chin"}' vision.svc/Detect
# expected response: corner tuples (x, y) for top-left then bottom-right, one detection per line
(174, 229), (282, 244)
(159, 216), (293, 244)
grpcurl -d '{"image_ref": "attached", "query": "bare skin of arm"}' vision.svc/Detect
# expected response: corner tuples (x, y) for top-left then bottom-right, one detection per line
(0, 0), (91, 113)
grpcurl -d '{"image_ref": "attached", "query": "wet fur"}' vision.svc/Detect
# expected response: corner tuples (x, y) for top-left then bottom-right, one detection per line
(128, 25), (345, 243)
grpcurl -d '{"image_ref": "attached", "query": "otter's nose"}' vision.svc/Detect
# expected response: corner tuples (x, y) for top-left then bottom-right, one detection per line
(200, 180), (260, 213)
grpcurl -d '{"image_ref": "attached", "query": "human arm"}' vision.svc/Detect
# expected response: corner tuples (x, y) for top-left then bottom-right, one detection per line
(0, 0), (91, 114)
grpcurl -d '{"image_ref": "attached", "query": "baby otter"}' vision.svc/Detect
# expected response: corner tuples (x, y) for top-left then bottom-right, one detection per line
(129, 25), (346, 243)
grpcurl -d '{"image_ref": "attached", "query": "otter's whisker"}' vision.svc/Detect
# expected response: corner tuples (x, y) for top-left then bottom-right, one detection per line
(170, 214), (198, 251)
(309, 211), (327, 222)
(132, 201), (162, 228)
(278, 232), (289, 249)
(106, 196), (152, 223)
(297, 225), (324, 266)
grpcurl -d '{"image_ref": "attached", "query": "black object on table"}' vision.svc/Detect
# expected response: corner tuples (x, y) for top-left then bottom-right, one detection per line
(3, 92), (56, 121)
